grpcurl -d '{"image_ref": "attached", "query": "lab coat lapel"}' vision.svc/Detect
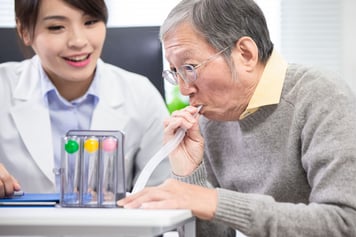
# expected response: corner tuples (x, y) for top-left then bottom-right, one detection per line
(10, 57), (54, 183)
(90, 65), (129, 131)
(91, 102), (129, 131)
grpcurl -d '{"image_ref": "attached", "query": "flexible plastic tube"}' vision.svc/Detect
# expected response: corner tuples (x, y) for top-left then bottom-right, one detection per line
(132, 105), (202, 194)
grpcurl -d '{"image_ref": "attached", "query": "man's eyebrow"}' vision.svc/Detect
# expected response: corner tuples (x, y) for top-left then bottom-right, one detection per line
(177, 49), (195, 61)
(182, 52), (199, 64)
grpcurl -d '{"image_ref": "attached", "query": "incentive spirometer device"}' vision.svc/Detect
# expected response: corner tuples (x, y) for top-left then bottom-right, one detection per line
(58, 130), (125, 208)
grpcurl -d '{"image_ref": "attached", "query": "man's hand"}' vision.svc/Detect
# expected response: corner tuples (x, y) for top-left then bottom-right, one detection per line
(118, 179), (217, 220)
(164, 106), (204, 176)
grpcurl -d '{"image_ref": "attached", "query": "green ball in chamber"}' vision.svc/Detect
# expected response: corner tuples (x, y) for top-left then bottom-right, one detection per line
(65, 139), (79, 154)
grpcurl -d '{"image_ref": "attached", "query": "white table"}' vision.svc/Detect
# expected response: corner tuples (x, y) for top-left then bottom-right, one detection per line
(0, 207), (195, 236)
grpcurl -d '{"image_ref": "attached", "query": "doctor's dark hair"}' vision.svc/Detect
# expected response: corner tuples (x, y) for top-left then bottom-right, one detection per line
(160, 0), (273, 66)
(15, 0), (108, 40)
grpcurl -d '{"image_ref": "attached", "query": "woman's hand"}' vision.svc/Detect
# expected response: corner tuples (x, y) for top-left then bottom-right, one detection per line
(0, 163), (21, 198)
(118, 179), (217, 220)
(164, 106), (204, 176)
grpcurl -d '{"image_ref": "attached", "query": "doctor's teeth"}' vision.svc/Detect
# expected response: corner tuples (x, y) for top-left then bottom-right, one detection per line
(68, 55), (88, 62)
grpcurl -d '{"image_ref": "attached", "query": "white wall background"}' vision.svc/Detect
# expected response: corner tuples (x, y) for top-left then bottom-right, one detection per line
(342, 0), (356, 91)
(1, 0), (355, 94)
(0, 0), (180, 27)
(105, 0), (180, 27)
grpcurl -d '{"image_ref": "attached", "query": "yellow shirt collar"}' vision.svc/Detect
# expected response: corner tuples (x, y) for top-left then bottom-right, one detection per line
(240, 50), (288, 119)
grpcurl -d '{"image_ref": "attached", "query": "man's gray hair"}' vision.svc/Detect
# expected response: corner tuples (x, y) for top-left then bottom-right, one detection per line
(160, 0), (273, 69)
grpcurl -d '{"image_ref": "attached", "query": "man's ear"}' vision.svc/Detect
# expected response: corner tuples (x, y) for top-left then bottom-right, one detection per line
(231, 36), (259, 71)
(16, 19), (32, 46)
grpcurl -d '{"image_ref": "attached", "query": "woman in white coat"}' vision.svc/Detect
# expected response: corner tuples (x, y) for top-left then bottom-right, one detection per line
(0, 0), (170, 197)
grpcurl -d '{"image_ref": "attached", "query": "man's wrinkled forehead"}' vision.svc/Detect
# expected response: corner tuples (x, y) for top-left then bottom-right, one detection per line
(164, 44), (196, 65)
(163, 23), (206, 62)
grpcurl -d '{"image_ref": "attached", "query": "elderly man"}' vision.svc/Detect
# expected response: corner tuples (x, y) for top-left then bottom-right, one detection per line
(119, 0), (356, 236)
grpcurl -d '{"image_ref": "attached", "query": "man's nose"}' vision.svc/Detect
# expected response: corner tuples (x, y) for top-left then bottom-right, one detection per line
(178, 78), (196, 97)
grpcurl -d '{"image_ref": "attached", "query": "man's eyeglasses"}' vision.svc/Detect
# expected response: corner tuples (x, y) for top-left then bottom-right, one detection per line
(162, 46), (230, 85)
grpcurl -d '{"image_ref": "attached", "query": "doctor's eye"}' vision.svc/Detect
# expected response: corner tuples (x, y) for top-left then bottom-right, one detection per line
(47, 25), (65, 31)
(85, 19), (100, 26)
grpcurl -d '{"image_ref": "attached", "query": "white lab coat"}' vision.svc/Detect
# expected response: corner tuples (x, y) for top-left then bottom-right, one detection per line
(0, 55), (170, 193)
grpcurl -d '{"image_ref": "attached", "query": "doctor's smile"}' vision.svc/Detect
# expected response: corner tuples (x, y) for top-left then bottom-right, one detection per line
(64, 53), (91, 67)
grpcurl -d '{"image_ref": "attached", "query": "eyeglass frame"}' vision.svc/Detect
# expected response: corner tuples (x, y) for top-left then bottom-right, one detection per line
(162, 46), (230, 86)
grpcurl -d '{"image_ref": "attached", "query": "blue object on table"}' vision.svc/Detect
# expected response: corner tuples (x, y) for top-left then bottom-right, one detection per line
(0, 193), (60, 207)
